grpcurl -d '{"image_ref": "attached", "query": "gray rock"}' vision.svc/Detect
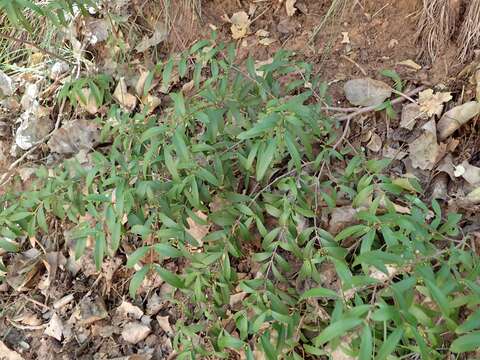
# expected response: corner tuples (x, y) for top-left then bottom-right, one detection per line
(47, 119), (99, 154)
(344, 78), (392, 107)
(15, 104), (53, 150)
(0, 70), (14, 98)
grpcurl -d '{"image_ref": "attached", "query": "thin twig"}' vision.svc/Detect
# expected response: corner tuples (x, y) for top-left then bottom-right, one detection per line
(0, 33), (72, 65)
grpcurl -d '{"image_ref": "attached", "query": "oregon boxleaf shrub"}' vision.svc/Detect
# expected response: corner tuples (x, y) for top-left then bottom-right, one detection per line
(0, 35), (479, 359)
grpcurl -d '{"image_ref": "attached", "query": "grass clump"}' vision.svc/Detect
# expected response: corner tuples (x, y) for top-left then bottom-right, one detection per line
(0, 15), (479, 360)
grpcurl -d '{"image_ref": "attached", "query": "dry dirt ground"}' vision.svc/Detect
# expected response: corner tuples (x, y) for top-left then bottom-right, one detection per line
(1, 0), (480, 359)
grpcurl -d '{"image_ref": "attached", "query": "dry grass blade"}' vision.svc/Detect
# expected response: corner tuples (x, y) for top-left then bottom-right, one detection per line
(416, 0), (460, 62)
(457, 0), (480, 62)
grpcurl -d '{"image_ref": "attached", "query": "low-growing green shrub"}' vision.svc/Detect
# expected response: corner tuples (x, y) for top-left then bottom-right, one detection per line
(1, 36), (479, 359)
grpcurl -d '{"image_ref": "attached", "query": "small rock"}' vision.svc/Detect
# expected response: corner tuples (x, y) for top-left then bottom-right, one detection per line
(0, 70), (14, 98)
(0, 121), (9, 137)
(146, 292), (163, 315)
(84, 18), (109, 45)
(15, 104), (53, 150)
(75, 296), (108, 325)
(344, 78), (392, 107)
(121, 322), (151, 344)
(49, 62), (69, 80)
(328, 206), (358, 235)
(20, 83), (39, 110)
(0, 340), (24, 360)
(47, 119), (100, 154)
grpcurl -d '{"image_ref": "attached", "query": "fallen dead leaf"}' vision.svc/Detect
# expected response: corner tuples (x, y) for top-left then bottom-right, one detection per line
(78, 88), (99, 115)
(455, 161), (480, 186)
(186, 210), (210, 246)
(366, 132), (382, 152)
(230, 11), (250, 40)
(122, 322), (151, 344)
(156, 315), (173, 335)
(437, 101), (480, 140)
(255, 29), (270, 37)
(0, 340), (24, 360)
(400, 103), (427, 130)
(259, 37), (276, 46)
(117, 301), (144, 320)
(0, 70), (14, 98)
(465, 187), (480, 204)
(397, 59), (422, 70)
(135, 22), (168, 52)
(74, 296), (108, 325)
(286, 0), (297, 17)
(418, 88), (452, 117)
(44, 313), (63, 341)
(369, 265), (398, 281)
(113, 78), (137, 112)
(409, 119), (443, 170)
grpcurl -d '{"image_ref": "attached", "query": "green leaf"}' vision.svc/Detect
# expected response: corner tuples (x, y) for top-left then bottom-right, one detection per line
(256, 137), (277, 181)
(299, 287), (338, 300)
(457, 311), (480, 333)
(218, 331), (244, 350)
(94, 231), (105, 271)
(37, 206), (48, 232)
(0, 238), (20, 252)
(450, 332), (480, 353)
(126, 246), (149, 268)
(155, 265), (185, 288)
(285, 131), (301, 170)
(129, 265), (150, 298)
(153, 243), (182, 258)
(376, 328), (404, 360)
(260, 332), (278, 360)
(314, 318), (362, 346)
(9, 212), (32, 222)
(237, 113), (279, 140)
(358, 325), (373, 360)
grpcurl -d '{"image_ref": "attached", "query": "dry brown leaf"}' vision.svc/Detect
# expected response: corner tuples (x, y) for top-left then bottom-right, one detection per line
(135, 22), (168, 52)
(397, 59), (422, 70)
(400, 103), (427, 130)
(255, 29), (270, 37)
(78, 88), (99, 115)
(369, 265), (398, 281)
(259, 37), (276, 46)
(409, 119), (443, 170)
(418, 88), (452, 117)
(121, 322), (151, 344)
(366, 132), (382, 152)
(186, 210), (210, 246)
(44, 313), (63, 341)
(0, 341), (24, 360)
(230, 11), (250, 39)
(113, 78), (137, 112)
(156, 315), (173, 335)
(286, 0), (297, 17)
(117, 301), (144, 320)
(455, 161), (480, 186)
(437, 101), (480, 140)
